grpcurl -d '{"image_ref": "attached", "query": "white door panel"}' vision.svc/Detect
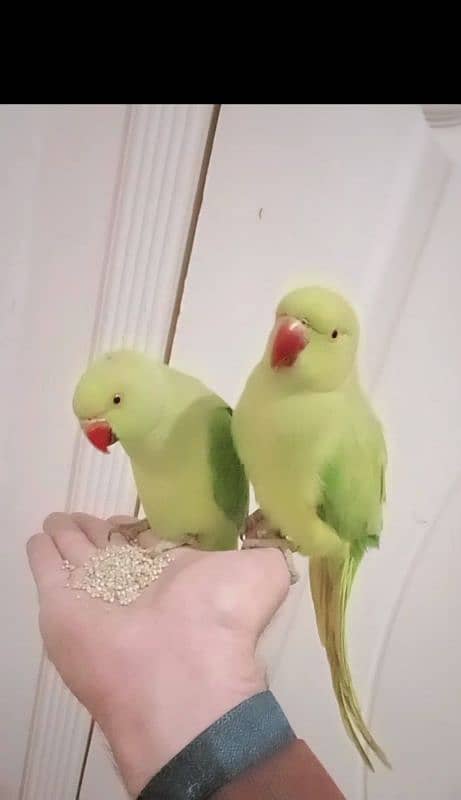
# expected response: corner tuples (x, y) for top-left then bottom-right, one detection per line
(366, 479), (461, 800)
(359, 169), (461, 798)
(79, 728), (128, 800)
(171, 105), (459, 798)
(0, 104), (127, 800)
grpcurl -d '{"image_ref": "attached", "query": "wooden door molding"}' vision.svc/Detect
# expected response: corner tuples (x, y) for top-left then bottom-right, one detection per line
(20, 104), (215, 800)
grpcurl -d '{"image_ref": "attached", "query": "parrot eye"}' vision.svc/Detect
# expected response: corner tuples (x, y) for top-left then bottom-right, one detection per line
(331, 330), (338, 339)
(301, 318), (309, 327)
(113, 394), (122, 405)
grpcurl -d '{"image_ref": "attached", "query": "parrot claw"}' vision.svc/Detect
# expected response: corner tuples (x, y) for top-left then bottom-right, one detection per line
(283, 550), (300, 585)
(108, 518), (151, 544)
(242, 508), (268, 539)
(241, 535), (299, 585)
(108, 519), (200, 556)
(242, 510), (299, 583)
(142, 534), (199, 556)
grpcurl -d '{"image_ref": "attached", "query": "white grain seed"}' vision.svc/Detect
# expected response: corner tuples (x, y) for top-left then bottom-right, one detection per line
(66, 544), (174, 606)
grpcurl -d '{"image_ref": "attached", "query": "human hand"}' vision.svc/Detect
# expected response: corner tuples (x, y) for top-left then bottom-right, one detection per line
(27, 513), (290, 796)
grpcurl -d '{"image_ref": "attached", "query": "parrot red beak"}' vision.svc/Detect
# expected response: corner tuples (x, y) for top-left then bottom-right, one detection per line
(271, 317), (308, 369)
(81, 420), (118, 454)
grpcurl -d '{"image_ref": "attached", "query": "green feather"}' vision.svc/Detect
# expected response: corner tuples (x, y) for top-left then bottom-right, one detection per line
(208, 406), (249, 531)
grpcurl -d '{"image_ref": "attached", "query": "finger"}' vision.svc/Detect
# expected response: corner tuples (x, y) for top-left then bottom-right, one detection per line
(239, 548), (292, 631)
(27, 533), (65, 593)
(44, 512), (96, 565)
(71, 513), (113, 548)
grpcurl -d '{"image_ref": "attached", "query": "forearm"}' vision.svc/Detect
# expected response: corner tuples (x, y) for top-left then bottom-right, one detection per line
(212, 739), (345, 799)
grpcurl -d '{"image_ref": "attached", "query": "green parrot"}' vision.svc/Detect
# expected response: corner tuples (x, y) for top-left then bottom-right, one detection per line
(72, 350), (248, 551)
(232, 286), (389, 770)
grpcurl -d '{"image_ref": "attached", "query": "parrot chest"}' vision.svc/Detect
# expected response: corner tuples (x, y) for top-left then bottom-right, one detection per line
(235, 385), (383, 543)
(132, 456), (213, 537)
(235, 391), (338, 508)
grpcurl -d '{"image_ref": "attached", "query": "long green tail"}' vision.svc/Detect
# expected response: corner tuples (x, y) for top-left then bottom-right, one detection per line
(309, 552), (390, 771)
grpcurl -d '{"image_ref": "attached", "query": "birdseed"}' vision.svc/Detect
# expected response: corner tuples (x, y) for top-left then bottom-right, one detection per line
(64, 544), (174, 606)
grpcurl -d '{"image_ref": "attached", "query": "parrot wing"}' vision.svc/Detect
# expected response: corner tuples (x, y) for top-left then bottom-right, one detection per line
(208, 405), (249, 531)
(319, 416), (387, 555)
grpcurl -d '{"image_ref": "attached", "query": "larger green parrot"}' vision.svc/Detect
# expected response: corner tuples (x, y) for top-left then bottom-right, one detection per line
(73, 350), (248, 551)
(232, 286), (389, 770)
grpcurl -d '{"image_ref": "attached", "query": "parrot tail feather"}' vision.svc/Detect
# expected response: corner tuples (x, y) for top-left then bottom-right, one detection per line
(309, 553), (391, 770)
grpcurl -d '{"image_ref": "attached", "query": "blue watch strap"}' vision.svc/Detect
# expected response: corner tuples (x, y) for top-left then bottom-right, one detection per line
(137, 690), (295, 800)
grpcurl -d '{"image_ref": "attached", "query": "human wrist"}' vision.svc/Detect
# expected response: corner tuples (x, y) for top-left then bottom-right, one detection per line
(136, 691), (296, 800)
(99, 643), (266, 796)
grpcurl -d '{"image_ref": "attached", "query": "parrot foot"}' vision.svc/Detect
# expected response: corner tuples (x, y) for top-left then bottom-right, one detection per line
(241, 535), (299, 585)
(141, 534), (199, 556)
(108, 518), (151, 544)
(242, 508), (267, 538)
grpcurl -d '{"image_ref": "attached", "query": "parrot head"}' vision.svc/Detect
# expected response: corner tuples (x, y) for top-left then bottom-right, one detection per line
(72, 350), (165, 453)
(266, 286), (360, 391)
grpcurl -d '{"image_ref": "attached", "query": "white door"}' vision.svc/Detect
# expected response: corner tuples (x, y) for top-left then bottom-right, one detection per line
(0, 104), (127, 800)
(168, 105), (461, 799)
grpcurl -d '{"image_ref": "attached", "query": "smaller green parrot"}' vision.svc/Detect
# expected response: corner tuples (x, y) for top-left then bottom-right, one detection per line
(233, 286), (389, 770)
(72, 350), (248, 551)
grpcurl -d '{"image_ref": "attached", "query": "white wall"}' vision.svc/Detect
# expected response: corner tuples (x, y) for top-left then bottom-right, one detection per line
(0, 105), (127, 799)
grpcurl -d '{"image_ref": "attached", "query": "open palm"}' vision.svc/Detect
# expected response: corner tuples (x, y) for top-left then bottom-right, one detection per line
(27, 512), (289, 795)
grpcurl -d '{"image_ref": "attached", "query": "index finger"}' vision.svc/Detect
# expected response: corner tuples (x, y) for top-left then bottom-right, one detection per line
(27, 533), (65, 594)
